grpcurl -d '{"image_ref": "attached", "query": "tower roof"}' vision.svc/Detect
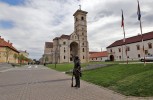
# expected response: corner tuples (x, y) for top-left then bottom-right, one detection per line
(73, 10), (88, 16)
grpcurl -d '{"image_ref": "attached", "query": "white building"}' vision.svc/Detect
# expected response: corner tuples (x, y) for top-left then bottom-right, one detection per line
(107, 31), (153, 61)
(89, 51), (108, 62)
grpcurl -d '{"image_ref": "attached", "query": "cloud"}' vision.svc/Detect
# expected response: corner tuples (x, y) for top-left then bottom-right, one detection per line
(0, 0), (153, 60)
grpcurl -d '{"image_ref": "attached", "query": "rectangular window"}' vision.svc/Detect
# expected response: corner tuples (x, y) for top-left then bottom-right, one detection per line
(148, 43), (152, 49)
(118, 48), (121, 52)
(145, 50), (148, 55)
(137, 45), (140, 50)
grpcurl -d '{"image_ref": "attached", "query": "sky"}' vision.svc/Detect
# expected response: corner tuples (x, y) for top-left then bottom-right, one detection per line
(0, 0), (153, 60)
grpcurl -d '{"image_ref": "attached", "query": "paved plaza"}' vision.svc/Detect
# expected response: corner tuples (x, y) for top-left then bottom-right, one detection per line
(0, 64), (152, 100)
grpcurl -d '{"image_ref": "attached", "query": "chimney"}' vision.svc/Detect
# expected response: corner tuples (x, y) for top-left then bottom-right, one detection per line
(8, 40), (9, 43)
(0, 36), (1, 38)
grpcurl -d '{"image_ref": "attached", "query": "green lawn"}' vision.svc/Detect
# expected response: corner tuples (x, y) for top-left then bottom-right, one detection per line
(47, 61), (153, 96)
(81, 63), (153, 97)
(47, 63), (88, 72)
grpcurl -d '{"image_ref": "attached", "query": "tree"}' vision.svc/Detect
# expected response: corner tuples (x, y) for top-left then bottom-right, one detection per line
(4, 47), (11, 63)
(18, 54), (24, 65)
(13, 53), (18, 63)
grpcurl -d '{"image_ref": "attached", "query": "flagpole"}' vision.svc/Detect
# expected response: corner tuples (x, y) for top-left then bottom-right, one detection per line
(137, 0), (146, 66)
(121, 10), (128, 64)
(139, 19), (146, 65)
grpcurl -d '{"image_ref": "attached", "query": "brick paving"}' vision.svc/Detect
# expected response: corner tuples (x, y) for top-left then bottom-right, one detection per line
(0, 65), (152, 100)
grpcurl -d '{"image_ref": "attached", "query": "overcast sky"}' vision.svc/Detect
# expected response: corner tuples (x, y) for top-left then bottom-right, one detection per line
(0, 0), (153, 60)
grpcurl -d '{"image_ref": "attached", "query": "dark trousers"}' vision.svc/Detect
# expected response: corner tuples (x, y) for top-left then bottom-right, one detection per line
(75, 75), (80, 87)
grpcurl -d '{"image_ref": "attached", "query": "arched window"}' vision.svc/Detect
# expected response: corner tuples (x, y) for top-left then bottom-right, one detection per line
(82, 48), (85, 52)
(118, 48), (121, 52)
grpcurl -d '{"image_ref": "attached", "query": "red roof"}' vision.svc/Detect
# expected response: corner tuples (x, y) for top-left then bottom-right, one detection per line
(90, 51), (108, 58)
(89, 52), (100, 54)
(107, 31), (153, 48)
(0, 37), (19, 53)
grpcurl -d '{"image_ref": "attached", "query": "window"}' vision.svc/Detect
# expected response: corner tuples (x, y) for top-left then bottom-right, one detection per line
(138, 54), (140, 58)
(81, 16), (84, 20)
(118, 48), (121, 52)
(82, 48), (84, 52)
(63, 42), (66, 45)
(145, 50), (148, 55)
(82, 33), (84, 35)
(64, 49), (66, 53)
(83, 56), (85, 59)
(76, 18), (78, 21)
(126, 46), (130, 51)
(82, 38), (84, 40)
(82, 43), (84, 46)
(137, 45), (140, 50)
(148, 43), (152, 49)
(119, 56), (121, 59)
(64, 56), (66, 59)
(110, 49), (112, 53)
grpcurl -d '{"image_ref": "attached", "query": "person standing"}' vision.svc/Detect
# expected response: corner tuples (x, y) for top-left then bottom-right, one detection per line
(73, 56), (81, 88)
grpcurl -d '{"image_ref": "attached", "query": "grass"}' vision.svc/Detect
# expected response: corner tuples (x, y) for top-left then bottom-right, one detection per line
(81, 63), (153, 97)
(47, 63), (89, 72)
(47, 61), (153, 96)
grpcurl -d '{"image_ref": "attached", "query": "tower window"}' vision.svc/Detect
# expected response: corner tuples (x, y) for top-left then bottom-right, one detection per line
(63, 42), (66, 45)
(82, 48), (84, 52)
(83, 56), (85, 59)
(64, 56), (66, 59)
(81, 17), (84, 20)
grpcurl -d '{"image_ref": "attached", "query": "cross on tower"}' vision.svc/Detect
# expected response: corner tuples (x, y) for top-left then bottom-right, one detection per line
(79, 5), (81, 10)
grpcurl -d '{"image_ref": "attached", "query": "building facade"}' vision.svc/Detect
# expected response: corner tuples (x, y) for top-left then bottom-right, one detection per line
(43, 9), (89, 63)
(0, 36), (19, 63)
(89, 51), (108, 62)
(43, 42), (53, 63)
(107, 31), (153, 61)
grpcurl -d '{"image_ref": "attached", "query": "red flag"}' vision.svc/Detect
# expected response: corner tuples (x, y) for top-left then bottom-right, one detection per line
(121, 10), (124, 27)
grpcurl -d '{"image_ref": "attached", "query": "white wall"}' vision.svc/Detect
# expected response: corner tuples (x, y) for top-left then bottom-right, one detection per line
(107, 39), (153, 61)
